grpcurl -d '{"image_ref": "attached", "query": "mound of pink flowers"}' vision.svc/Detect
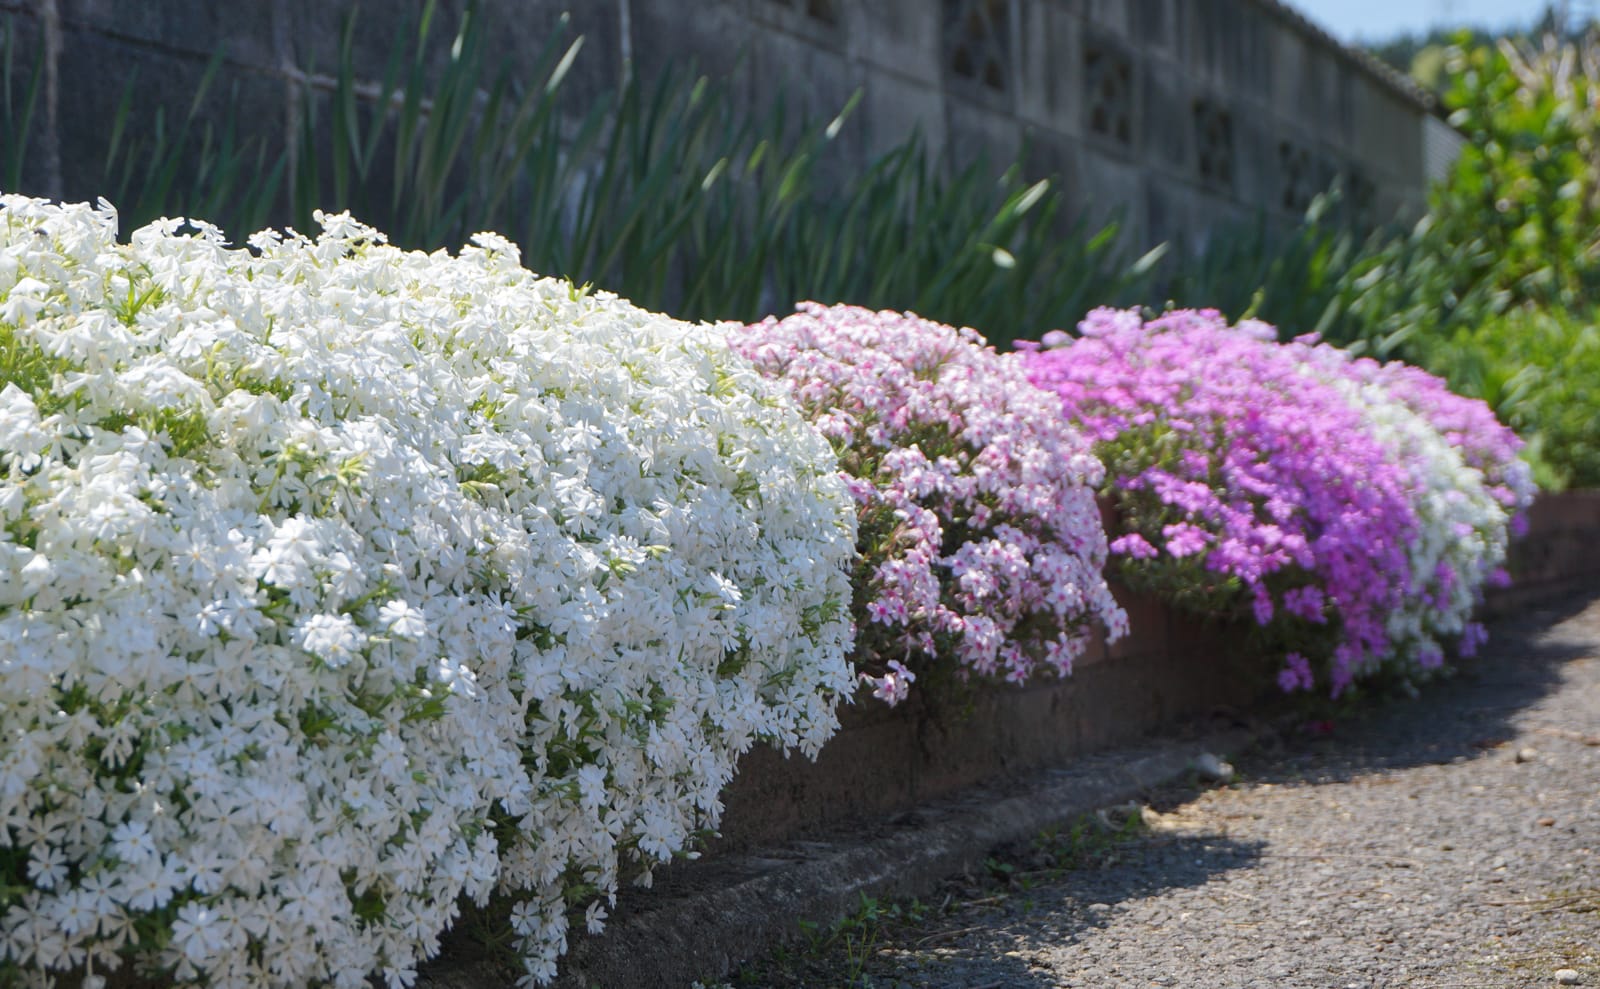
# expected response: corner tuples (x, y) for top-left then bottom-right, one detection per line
(1021, 308), (1531, 695)
(730, 303), (1127, 703)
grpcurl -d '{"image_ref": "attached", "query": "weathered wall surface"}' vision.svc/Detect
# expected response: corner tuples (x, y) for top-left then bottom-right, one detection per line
(1485, 490), (1600, 615)
(717, 582), (1272, 851)
(1, 0), (1442, 254)
(648, 0), (1442, 251)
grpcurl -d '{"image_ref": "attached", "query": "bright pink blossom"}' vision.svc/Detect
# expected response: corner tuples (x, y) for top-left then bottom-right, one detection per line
(1022, 309), (1433, 694)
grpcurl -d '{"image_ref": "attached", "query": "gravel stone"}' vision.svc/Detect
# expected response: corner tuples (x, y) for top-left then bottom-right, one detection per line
(1191, 752), (1235, 782)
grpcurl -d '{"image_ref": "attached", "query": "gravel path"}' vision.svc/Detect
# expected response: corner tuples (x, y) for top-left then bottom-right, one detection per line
(742, 591), (1600, 989)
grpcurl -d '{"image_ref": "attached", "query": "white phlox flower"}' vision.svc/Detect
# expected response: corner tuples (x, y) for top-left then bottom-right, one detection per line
(0, 195), (857, 987)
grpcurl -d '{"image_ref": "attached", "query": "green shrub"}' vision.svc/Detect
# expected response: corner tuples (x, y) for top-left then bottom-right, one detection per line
(1403, 304), (1600, 489)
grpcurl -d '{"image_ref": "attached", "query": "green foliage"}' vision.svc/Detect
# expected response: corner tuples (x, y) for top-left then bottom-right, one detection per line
(1324, 32), (1600, 489)
(102, 54), (284, 238)
(1028, 804), (1149, 876)
(1403, 304), (1600, 489)
(1, 16), (41, 190)
(1431, 34), (1600, 313)
(797, 894), (929, 986)
(1156, 188), (1364, 340)
(761, 140), (1150, 347)
(289, 0), (540, 248)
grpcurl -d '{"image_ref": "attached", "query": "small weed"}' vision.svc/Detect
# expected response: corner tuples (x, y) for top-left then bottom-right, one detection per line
(738, 892), (936, 988)
(1025, 805), (1148, 878)
(982, 856), (1016, 884)
(810, 894), (932, 985)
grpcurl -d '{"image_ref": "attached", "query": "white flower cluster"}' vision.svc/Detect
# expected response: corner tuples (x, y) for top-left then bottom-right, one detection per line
(1316, 358), (1529, 675)
(0, 196), (856, 987)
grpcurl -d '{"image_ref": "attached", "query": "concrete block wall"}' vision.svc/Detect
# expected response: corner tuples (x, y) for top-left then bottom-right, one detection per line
(0, 0), (1443, 257)
(717, 581), (1274, 851)
(611, 0), (1441, 250)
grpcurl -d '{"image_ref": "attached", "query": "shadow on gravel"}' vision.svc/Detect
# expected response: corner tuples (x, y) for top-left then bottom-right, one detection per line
(1230, 589), (1599, 787)
(839, 831), (1266, 989)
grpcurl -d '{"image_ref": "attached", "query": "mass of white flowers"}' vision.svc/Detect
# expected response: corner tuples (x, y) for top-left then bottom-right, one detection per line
(0, 195), (857, 988)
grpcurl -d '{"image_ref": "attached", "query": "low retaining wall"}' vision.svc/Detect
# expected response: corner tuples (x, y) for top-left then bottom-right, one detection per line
(716, 584), (1272, 851)
(1486, 489), (1600, 613)
(715, 489), (1599, 854)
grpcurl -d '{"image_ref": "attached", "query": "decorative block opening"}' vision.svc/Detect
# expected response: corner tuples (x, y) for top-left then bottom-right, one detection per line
(805, 0), (839, 26)
(1279, 140), (1314, 214)
(1193, 98), (1233, 189)
(1085, 40), (1134, 146)
(1345, 166), (1377, 227)
(759, 0), (839, 27)
(944, 0), (1010, 93)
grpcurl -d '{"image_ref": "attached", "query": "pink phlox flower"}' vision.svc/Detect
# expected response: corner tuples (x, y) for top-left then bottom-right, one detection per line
(1277, 652), (1315, 693)
(735, 304), (1124, 703)
(1109, 532), (1158, 559)
(1077, 307), (1145, 338)
(861, 659), (916, 706)
(1234, 318), (1277, 342)
(1458, 621), (1489, 658)
(1147, 470), (1222, 519)
(1162, 522), (1211, 559)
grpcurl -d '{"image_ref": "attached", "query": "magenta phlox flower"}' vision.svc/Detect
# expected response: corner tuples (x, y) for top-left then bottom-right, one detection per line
(731, 303), (1126, 703)
(1020, 308), (1432, 695)
(1251, 584), (1275, 625)
(1148, 470), (1223, 519)
(1109, 532), (1158, 559)
(1277, 652), (1315, 692)
(1162, 522), (1212, 558)
(1282, 585), (1326, 623)
(1458, 621), (1489, 658)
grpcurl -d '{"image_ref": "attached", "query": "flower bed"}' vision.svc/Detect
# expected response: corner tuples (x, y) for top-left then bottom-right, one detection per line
(728, 304), (1126, 703)
(1312, 351), (1533, 675)
(0, 197), (856, 987)
(1020, 308), (1532, 695)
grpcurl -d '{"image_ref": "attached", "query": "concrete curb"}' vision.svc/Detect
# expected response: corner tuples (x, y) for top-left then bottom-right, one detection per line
(428, 723), (1257, 989)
